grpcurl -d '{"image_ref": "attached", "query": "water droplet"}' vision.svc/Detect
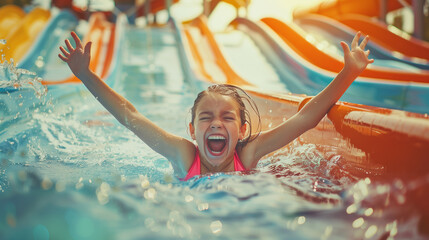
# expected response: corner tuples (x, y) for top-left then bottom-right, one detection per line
(141, 178), (150, 188)
(364, 178), (371, 184)
(96, 182), (111, 205)
(144, 188), (156, 200)
(364, 208), (373, 216)
(352, 217), (364, 228)
(365, 225), (378, 238)
(197, 202), (209, 211)
(35, 56), (45, 68)
(210, 220), (222, 234)
(385, 220), (397, 237)
(75, 177), (84, 190)
(185, 195), (194, 202)
(346, 204), (357, 214)
(297, 216), (306, 225)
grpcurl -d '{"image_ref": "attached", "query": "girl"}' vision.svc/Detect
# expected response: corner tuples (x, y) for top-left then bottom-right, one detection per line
(58, 31), (373, 180)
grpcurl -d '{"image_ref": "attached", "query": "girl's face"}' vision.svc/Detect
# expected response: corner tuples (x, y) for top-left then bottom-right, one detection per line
(189, 93), (247, 167)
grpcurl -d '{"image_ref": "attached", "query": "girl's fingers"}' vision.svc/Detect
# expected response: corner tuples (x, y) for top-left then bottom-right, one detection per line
(360, 35), (370, 49)
(71, 31), (82, 49)
(340, 41), (350, 54)
(58, 53), (67, 62)
(365, 49), (370, 56)
(84, 41), (92, 55)
(65, 39), (74, 52)
(351, 31), (360, 49)
(59, 46), (69, 57)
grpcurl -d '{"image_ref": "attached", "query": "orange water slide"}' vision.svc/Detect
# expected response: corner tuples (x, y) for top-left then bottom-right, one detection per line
(180, 15), (429, 179)
(0, 5), (26, 39)
(293, 0), (413, 19)
(0, 7), (51, 64)
(261, 17), (429, 84)
(337, 14), (429, 62)
(182, 15), (252, 86)
(42, 13), (115, 85)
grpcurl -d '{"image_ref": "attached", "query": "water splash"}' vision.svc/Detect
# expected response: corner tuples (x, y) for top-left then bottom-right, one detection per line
(0, 58), (47, 98)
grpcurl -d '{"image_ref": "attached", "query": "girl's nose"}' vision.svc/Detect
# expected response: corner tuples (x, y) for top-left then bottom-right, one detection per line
(210, 120), (222, 129)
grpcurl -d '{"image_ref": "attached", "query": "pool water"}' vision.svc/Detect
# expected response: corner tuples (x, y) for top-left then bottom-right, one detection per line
(1, 24), (428, 240)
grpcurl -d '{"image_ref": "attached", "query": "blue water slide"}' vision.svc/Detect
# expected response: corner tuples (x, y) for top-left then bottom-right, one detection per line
(293, 15), (429, 71)
(1, 10), (79, 94)
(229, 17), (429, 114)
(169, 17), (210, 92)
(102, 14), (127, 88)
(18, 10), (79, 72)
(0, 13), (126, 118)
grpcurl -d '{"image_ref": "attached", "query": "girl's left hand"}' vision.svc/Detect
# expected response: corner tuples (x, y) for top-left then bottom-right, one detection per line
(340, 31), (374, 74)
(58, 32), (92, 79)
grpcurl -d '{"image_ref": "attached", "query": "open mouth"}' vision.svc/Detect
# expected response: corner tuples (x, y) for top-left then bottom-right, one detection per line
(207, 135), (227, 155)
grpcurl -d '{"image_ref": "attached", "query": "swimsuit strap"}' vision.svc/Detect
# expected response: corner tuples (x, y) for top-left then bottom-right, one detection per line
(233, 151), (246, 171)
(182, 148), (246, 181)
(182, 148), (201, 181)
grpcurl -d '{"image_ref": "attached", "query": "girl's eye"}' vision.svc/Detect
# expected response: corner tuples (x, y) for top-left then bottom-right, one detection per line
(224, 117), (235, 121)
(199, 117), (210, 121)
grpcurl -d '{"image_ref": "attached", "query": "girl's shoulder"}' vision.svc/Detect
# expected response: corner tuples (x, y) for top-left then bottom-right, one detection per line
(174, 140), (197, 174)
(236, 142), (259, 169)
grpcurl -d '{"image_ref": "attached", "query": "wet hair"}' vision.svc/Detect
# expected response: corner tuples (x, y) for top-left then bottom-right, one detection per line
(190, 84), (261, 147)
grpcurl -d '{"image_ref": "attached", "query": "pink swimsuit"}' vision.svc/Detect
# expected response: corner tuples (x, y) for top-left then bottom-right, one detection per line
(182, 148), (246, 181)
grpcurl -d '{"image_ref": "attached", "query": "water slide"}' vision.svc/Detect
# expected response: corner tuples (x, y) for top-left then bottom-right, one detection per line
(41, 13), (117, 86)
(292, 0), (413, 19)
(0, 10), (122, 120)
(336, 14), (429, 62)
(225, 17), (429, 114)
(1, 9), (116, 88)
(293, 14), (429, 71)
(105, 16), (191, 99)
(260, 18), (429, 113)
(177, 15), (429, 180)
(260, 17), (429, 84)
(0, 7), (51, 64)
(18, 10), (79, 73)
(0, 5), (26, 39)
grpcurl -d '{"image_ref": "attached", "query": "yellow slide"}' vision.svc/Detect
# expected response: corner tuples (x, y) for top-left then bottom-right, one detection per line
(0, 7), (51, 64)
(0, 5), (26, 39)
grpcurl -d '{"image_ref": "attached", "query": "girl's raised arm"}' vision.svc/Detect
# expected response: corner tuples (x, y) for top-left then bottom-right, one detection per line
(59, 32), (195, 169)
(244, 32), (374, 165)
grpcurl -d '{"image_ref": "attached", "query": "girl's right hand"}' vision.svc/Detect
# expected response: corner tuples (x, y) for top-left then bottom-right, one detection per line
(340, 31), (374, 75)
(58, 32), (92, 79)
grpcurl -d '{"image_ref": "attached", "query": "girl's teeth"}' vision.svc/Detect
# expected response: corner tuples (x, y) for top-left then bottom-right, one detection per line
(208, 135), (225, 140)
